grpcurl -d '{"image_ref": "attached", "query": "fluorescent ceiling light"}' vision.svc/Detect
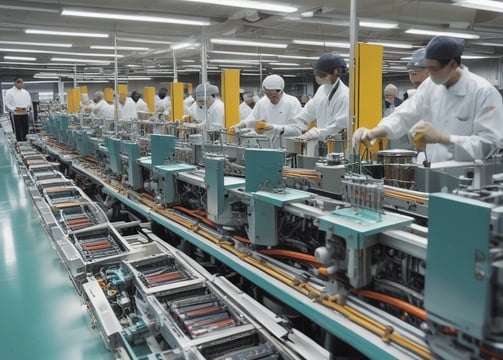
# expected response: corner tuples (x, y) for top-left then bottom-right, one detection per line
(171, 42), (197, 50)
(271, 67), (314, 70)
(0, 48), (122, 58)
(181, 59), (196, 63)
(0, 2), (59, 13)
(241, 73), (261, 76)
(51, 57), (111, 64)
(117, 37), (172, 45)
(0, 40), (72, 48)
(292, 39), (350, 48)
(269, 62), (299, 66)
(183, 0), (296, 13)
(210, 50), (276, 57)
(217, 64), (255, 68)
(473, 42), (503, 47)
(4, 56), (37, 61)
(211, 38), (287, 48)
(24, 80), (60, 84)
(90, 45), (149, 51)
(367, 41), (413, 49)
(110, 77), (152, 80)
(75, 80), (110, 83)
(26, 29), (109, 38)
(283, 74), (298, 77)
(360, 21), (398, 29)
(405, 28), (480, 39)
(209, 59), (260, 64)
(61, 9), (211, 26)
(453, 0), (503, 13)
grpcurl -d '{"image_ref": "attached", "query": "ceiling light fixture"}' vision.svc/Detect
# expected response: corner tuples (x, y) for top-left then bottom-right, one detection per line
(117, 37), (173, 45)
(51, 57), (111, 64)
(0, 40), (72, 48)
(211, 38), (287, 48)
(0, 47), (122, 58)
(209, 59), (260, 64)
(171, 42), (197, 50)
(61, 9), (211, 26)
(0, 2), (59, 13)
(271, 67), (314, 70)
(367, 41), (413, 49)
(360, 20), (399, 29)
(453, 0), (503, 13)
(183, 0), (296, 13)
(26, 29), (109, 38)
(405, 28), (480, 39)
(292, 39), (350, 48)
(4, 56), (37, 61)
(90, 45), (150, 51)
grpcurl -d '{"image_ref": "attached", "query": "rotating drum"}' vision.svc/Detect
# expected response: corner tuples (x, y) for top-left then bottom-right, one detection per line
(377, 149), (416, 189)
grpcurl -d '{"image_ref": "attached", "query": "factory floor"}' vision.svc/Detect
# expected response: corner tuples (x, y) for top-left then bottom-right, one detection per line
(0, 130), (113, 360)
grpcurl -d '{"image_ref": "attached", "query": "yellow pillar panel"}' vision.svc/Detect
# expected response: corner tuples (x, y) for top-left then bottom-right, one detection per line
(66, 89), (74, 113)
(354, 43), (384, 153)
(73, 88), (81, 114)
(104, 87), (114, 103)
(80, 85), (88, 95)
(184, 82), (193, 96)
(118, 84), (128, 95)
(170, 82), (184, 121)
(221, 69), (240, 128)
(143, 87), (155, 112)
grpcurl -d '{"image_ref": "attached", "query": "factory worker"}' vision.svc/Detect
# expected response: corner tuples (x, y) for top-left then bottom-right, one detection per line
(88, 91), (114, 119)
(155, 87), (171, 113)
(407, 48), (429, 90)
(383, 84), (402, 117)
(119, 93), (138, 120)
(131, 91), (149, 113)
(353, 36), (503, 163)
(293, 52), (349, 141)
(232, 74), (302, 148)
(239, 91), (255, 120)
(190, 83), (225, 132)
(5, 76), (32, 141)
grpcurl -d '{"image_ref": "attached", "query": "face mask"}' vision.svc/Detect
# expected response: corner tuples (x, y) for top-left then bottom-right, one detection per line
(315, 75), (330, 85)
(430, 68), (453, 85)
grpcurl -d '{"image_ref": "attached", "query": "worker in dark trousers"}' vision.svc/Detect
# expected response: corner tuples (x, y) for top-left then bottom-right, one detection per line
(5, 77), (32, 141)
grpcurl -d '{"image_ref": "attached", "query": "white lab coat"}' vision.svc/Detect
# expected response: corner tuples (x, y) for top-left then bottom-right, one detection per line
(244, 92), (302, 148)
(292, 79), (349, 140)
(239, 101), (252, 120)
(155, 95), (171, 113)
(136, 98), (149, 112)
(195, 99), (225, 132)
(5, 86), (32, 113)
(89, 99), (114, 118)
(119, 97), (138, 120)
(379, 66), (503, 163)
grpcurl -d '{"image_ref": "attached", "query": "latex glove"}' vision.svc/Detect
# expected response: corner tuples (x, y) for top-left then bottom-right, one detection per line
(352, 127), (374, 152)
(413, 122), (450, 148)
(296, 128), (321, 141)
(255, 120), (273, 134)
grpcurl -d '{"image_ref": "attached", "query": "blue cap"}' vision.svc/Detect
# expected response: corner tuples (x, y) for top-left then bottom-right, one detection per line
(425, 36), (464, 60)
(407, 48), (426, 70)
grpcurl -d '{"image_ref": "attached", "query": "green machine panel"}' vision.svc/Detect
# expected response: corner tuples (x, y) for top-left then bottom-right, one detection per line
(425, 193), (492, 339)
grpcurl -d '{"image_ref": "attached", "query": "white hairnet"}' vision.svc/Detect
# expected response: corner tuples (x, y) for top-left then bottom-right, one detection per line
(262, 74), (284, 91)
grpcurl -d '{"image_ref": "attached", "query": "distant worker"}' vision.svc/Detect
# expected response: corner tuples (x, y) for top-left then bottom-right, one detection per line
(5, 76), (32, 141)
(88, 91), (114, 118)
(353, 36), (503, 163)
(131, 91), (149, 113)
(119, 93), (138, 120)
(239, 92), (256, 120)
(382, 84), (402, 117)
(232, 74), (302, 148)
(190, 83), (225, 132)
(294, 52), (349, 141)
(155, 87), (171, 113)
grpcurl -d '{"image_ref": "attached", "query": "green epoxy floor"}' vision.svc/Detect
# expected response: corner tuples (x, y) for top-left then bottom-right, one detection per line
(0, 132), (113, 360)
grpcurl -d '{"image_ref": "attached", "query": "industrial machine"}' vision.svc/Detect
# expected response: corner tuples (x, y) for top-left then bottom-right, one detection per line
(7, 112), (503, 359)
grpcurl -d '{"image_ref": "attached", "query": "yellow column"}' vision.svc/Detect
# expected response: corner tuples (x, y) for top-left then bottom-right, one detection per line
(170, 82), (184, 121)
(66, 89), (74, 113)
(66, 88), (81, 113)
(104, 87), (114, 103)
(118, 84), (128, 95)
(143, 87), (155, 112)
(80, 85), (88, 95)
(353, 43), (383, 154)
(221, 69), (240, 128)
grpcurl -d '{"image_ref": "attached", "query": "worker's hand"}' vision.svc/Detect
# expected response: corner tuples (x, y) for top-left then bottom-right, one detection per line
(227, 127), (236, 136)
(182, 115), (192, 123)
(352, 127), (374, 152)
(183, 122), (199, 129)
(296, 128), (321, 141)
(255, 120), (273, 134)
(413, 122), (450, 148)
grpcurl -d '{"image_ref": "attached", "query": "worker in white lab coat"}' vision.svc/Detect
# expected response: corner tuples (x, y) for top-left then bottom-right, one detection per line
(4, 76), (32, 141)
(88, 91), (114, 118)
(353, 36), (503, 163)
(119, 93), (138, 120)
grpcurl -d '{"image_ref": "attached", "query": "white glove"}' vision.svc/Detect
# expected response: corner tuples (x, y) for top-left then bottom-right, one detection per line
(352, 127), (375, 153)
(297, 128), (321, 141)
(183, 122), (199, 129)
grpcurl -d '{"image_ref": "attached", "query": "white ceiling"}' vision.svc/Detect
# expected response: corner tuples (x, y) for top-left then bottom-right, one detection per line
(1, 0), (502, 82)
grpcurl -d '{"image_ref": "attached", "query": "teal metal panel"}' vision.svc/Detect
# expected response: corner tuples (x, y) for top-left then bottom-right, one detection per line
(205, 157), (225, 220)
(105, 137), (122, 175)
(155, 164), (196, 204)
(150, 134), (175, 167)
(426, 193), (492, 339)
(122, 141), (143, 191)
(254, 189), (311, 207)
(245, 149), (284, 192)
